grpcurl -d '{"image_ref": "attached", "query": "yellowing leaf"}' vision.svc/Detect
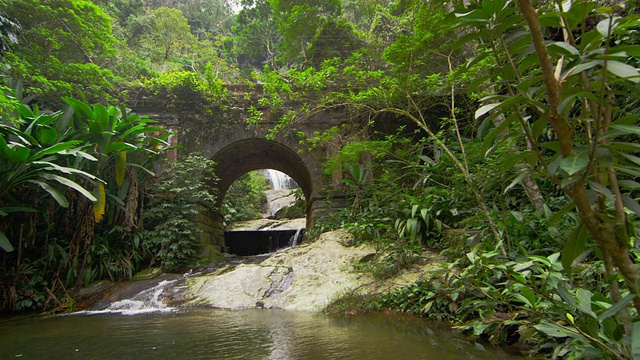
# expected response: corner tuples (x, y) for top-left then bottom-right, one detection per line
(93, 183), (106, 223)
(115, 151), (126, 186)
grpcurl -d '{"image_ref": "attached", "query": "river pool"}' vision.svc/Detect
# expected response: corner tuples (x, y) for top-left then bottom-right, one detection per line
(0, 309), (522, 359)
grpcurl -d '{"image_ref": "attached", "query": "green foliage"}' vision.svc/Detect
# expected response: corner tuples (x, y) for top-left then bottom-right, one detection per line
(2, 0), (119, 107)
(142, 156), (219, 271)
(376, 248), (633, 358)
(0, 92), (169, 311)
(136, 68), (229, 111)
(223, 171), (268, 223)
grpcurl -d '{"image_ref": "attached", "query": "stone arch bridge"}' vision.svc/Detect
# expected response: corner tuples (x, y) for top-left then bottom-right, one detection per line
(130, 86), (360, 252)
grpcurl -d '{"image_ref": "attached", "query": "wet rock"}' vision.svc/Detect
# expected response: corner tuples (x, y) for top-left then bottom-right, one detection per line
(185, 229), (377, 311)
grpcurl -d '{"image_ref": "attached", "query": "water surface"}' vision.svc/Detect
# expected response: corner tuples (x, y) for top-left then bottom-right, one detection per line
(0, 309), (519, 359)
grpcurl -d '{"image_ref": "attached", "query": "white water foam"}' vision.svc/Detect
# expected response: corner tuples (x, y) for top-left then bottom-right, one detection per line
(71, 280), (177, 316)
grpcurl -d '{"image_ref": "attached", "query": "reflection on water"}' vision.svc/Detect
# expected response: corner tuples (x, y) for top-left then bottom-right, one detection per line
(0, 309), (520, 359)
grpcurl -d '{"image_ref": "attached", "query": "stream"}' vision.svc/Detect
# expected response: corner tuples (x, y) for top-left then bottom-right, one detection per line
(0, 309), (519, 359)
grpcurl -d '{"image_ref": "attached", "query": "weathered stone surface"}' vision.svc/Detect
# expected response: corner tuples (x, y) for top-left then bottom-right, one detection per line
(185, 229), (376, 311)
(182, 228), (449, 312)
(131, 97), (354, 249)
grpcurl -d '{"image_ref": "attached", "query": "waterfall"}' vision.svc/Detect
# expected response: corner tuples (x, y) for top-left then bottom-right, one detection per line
(267, 169), (294, 190)
(73, 280), (177, 316)
(289, 228), (303, 248)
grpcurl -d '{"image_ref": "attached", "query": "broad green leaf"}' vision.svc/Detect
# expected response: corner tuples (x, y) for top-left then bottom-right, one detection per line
(30, 180), (69, 207)
(535, 322), (587, 341)
(0, 207), (36, 215)
(615, 45), (640, 56)
(596, 16), (619, 37)
(30, 141), (81, 160)
(619, 153), (640, 168)
(501, 151), (537, 171)
(33, 161), (101, 181)
(40, 174), (97, 202)
(0, 232), (14, 252)
(599, 294), (635, 321)
(0, 138), (29, 162)
(116, 124), (146, 142)
(623, 196), (640, 217)
(106, 142), (136, 153)
(589, 181), (614, 203)
(482, 0), (508, 17)
(562, 222), (590, 274)
(548, 41), (579, 57)
(606, 60), (640, 83)
(0, 123), (37, 145)
(576, 288), (597, 319)
(520, 286), (537, 309)
(504, 172), (527, 194)
(614, 165), (640, 178)
(610, 124), (640, 135)
(619, 180), (640, 189)
(93, 103), (110, 131)
(475, 103), (500, 120)
(565, 60), (602, 78)
(566, 1), (597, 29)
(63, 97), (94, 120)
(556, 284), (576, 307)
(36, 126), (58, 145)
(560, 153), (589, 175)
(126, 163), (155, 176)
(60, 149), (98, 162)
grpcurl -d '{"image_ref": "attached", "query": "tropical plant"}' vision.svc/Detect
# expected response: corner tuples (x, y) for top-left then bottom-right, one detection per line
(142, 155), (219, 271)
(0, 101), (101, 252)
(451, 0), (640, 329)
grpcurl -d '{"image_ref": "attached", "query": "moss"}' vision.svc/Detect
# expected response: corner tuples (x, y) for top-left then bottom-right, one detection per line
(132, 267), (163, 280)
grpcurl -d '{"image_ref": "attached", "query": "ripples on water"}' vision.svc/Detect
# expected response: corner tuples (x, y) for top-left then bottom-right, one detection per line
(0, 309), (523, 360)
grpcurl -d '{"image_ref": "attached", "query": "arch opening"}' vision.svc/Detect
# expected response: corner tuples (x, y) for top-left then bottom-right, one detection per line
(210, 139), (312, 255)
(211, 138), (313, 203)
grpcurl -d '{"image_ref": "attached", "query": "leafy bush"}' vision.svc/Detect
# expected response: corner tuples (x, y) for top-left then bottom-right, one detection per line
(136, 65), (228, 112)
(376, 247), (632, 359)
(142, 156), (219, 271)
(223, 171), (268, 224)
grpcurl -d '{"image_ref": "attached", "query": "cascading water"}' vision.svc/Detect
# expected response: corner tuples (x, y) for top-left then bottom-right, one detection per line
(289, 228), (303, 248)
(75, 280), (178, 315)
(266, 169), (295, 190)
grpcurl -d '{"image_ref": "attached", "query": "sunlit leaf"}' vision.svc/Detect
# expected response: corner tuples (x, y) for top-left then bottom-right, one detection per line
(31, 141), (81, 160)
(560, 153), (589, 175)
(40, 174), (97, 202)
(63, 97), (94, 120)
(29, 180), (69, 207)
(606, 60), (640, 83)
(475, 103), (500, 120)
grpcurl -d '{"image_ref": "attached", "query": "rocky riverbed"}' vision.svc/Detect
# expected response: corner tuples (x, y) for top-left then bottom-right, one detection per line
(79, 227), (445, 313)
(176, 229), (444, 311)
